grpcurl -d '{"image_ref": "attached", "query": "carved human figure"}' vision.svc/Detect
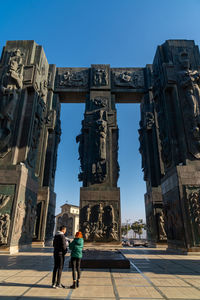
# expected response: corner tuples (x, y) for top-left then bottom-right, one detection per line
(107, 205), (115, 224)
(189, 192), (200, 235)
(14, 202), (26, 237)
(0, 49), (24, 151)
(93, 68), (108, 86)
(179, 52), (200, 157)
(145, 112), (154, 130)
(95, 110), (107, 161)
(108, 226), (118, 241)
(28, 99), (45, 167)
(0, 194), (11, 209)
(97, 203), (104, 227)
(83, 223), (90, 240)
(85, 204), (91, 222)
(0, 213), (10, 244)
(158, 211), (167, 240)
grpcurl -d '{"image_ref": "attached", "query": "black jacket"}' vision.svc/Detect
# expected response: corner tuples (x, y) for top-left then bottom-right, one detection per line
(53, 231), (67, 255)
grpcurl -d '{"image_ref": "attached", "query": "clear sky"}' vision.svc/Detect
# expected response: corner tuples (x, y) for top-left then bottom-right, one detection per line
(0, 0), (200, 223)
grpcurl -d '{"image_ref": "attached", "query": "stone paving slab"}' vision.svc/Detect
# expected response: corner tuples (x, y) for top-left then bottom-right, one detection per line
(117, 286), (162, 298)
(0, 247), (200, 299)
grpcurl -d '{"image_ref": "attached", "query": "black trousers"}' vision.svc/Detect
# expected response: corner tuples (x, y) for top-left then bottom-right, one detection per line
(52, 253), (65, 285)
(71, 257), (81, 281)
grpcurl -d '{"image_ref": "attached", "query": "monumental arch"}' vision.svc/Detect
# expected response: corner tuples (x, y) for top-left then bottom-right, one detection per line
(0, 40), (200, 253)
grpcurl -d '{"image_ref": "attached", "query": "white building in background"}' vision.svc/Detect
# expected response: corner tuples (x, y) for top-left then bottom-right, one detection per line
(55, 203), (79, 238)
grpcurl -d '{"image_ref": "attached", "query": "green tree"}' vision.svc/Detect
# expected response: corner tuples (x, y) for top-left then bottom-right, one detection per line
(131, 219), (146, 238)
(121, 224), (131, 237)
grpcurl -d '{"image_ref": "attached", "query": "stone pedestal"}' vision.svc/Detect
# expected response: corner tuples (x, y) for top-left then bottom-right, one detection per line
(80, 187), (121, 243)
(145, 186), (167, 246)
(0, 164), (38, 254)
(69, 248), (130, 269)
(161, 164), (200, 252)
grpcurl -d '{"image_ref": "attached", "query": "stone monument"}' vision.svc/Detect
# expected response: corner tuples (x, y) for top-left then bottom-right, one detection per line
(0, 39), (200, 254)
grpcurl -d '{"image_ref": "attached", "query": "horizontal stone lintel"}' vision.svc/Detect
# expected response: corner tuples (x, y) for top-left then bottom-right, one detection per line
(56, 90), (145, 103)
(80, 188), (120, 201)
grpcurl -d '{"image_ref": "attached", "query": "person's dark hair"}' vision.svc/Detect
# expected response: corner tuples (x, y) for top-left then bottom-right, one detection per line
(60, 226), (66, 231)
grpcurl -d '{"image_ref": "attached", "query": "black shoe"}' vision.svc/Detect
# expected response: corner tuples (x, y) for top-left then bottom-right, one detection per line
(76, 280), (79, 288)
(70, 282), (76, 289)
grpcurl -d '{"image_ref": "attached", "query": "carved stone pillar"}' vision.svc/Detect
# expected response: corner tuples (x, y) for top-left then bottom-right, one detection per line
(0, 41), (50, 253)
(139, 66), (166, 246)
(153, 40), (200, 252)
(77, 65), (121, 243)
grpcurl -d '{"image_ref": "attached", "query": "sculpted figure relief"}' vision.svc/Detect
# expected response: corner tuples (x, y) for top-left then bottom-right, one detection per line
(0, 49), (24, 153)
(178, 52), (200, 158)
(60, 70), (88, 87)
(93, 68), (108, 86)
(0, 194), (11, 209)
(0, 213), (10, 245)
(113, 70), (144, 88)
(14, 202), (26, 238)
(189, 191), (200, 235)
(28, 98), (46, 167)
(95, 110), (107, 161)
(81, 203), (118, 242)
(158, 211), (167, 240)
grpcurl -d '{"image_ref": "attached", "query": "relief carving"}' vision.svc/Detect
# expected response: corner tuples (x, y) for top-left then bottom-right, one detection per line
(77, 105), (108, 185)
(157, 211), (167, 240)
(91, 109), (107, 183)
(92, 68), (108, 86)
(156, 103), (172, 168)
(59, 70), (88, 87)
(178, 52), (200, 159)
(27, 98), (46, 168)
(24, 198), (37, 236)
(0, 194), (11, 209)
(138, 120), (148, 180)
(14, 202), (26, 238)
(188, 191), (200, 235)
(145, 112), (154, 130)
(0, 49), (24, 155)
(81, 203), (118, 242)
(0, 213), (10, 245)
(113, 70), (144, 88)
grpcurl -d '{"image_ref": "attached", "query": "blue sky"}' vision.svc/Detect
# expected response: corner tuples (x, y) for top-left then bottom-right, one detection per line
(0, 0), (200, 223)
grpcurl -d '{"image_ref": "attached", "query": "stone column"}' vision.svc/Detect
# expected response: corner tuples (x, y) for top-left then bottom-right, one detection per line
(77, 65), (121, 243)
(139, 66), (166, 246)
(153, 40), (200, 252)
(0, 40), (50, 253)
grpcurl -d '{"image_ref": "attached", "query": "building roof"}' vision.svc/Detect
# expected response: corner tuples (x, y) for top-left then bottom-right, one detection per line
(60, 203), (79, 209)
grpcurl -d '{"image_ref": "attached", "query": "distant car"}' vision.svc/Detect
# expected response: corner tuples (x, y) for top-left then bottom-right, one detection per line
(122, 240), (131, 247)
(132, 239), (148, 247)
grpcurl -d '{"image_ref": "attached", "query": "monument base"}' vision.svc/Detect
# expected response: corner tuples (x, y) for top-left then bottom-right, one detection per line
(80, 187), (121, 243)
(69, 248), (130, 269)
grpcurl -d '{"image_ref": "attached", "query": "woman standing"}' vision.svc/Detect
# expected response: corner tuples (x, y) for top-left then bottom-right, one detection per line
(69, 231), (84, 289)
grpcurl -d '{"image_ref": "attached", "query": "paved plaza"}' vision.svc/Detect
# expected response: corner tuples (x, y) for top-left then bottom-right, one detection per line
(0, 247), (200, 300)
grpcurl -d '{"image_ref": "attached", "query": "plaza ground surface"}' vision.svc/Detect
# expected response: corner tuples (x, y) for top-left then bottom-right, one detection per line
(0, 247), (200, 300)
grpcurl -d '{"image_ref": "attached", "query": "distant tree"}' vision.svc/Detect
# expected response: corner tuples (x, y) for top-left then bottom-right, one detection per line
(131, 219), (146, 238)
(121, 224), (131, 236)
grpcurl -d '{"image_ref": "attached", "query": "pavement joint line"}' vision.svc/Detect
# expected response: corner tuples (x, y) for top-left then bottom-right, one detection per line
(65, 288), (73, 300)
(14, 271), (52, 300)
(129, 260), (169, 300)
(155, 254), (200, 293)
(110, 268), (120, 300)
(0, 270), (24, 281)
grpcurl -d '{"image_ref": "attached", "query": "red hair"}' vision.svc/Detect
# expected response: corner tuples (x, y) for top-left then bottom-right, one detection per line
(75, 231), (83, 238)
